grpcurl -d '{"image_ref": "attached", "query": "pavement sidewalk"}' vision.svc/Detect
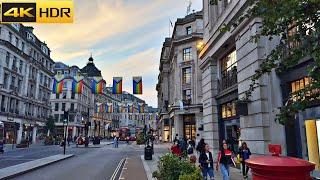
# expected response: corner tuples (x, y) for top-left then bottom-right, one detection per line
(128, 143), (252, 180)
(119, 157), (148, 180)
(0, 154), (74, 179)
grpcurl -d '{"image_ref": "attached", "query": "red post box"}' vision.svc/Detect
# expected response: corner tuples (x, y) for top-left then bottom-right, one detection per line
(246, 144), (315, 180)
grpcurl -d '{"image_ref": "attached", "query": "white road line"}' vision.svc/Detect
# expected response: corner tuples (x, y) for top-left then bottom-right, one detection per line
(118, 157), (128, 180)
(110, 158), (125, 180)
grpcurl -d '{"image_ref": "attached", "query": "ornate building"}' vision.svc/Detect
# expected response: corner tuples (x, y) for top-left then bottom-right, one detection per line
(0, 24), (54, 144)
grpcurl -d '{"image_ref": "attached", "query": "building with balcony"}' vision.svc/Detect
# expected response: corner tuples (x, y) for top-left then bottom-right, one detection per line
(157, 11), (203, 143)
(0, 24), (54, 144)
(199, 0), (286, 156)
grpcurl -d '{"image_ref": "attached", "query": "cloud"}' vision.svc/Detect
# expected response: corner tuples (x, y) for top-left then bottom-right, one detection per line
(30, 0), (203, 107)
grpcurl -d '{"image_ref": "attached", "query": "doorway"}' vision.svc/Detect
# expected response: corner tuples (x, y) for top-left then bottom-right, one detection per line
(183, 115), (196, 140)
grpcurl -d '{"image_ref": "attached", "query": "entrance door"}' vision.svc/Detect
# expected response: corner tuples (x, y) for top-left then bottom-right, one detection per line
(225, 122), (240, 152)
(183, 115), (196, 140)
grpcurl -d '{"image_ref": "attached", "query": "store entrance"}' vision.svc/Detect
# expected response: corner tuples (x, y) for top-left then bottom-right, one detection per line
(183, 115), (196, 140)
(225, 121), (240, 152)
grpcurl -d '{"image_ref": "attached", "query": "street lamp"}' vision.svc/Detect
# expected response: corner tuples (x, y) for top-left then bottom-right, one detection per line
(63, 111), (69, 155)
(196, 41), (205, 51)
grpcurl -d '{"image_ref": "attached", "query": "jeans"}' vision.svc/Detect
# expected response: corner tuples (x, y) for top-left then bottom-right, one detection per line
(220, 164), (230, 180)
(202, 166), (214, 180)
(242, 161), (249, 176)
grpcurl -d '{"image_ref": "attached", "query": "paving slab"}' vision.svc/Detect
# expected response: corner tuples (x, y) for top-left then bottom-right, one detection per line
(0, 154), (74, 180)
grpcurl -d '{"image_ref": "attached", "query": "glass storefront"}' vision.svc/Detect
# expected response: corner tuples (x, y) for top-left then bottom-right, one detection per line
(183, 115), (196, 140)
(305, 119), (320, 170)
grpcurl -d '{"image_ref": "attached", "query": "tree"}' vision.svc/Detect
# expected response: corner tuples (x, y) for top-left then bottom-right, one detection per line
(45, 116), (55, 136)
(209, 0), (320, 124)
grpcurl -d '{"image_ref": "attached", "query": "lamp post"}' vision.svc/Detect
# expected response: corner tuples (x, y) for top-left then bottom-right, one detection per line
(63, 111), (69, 155)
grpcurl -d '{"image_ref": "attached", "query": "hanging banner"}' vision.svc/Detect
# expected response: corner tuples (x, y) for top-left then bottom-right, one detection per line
(96, 103), (103, 113)
(72, 75), (84, 94)
(112, 77), (123, 94)
(133, 76), (143, 94)
(107, 103), (113, 113)
(52, 74), (64, 94)
(127, 104), (134, 113)
(91, 77), (105, 94)
(138, 103), (145, 113)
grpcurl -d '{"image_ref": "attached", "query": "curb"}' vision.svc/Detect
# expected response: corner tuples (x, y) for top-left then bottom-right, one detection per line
(140, 155), (153, 180)
(0, 154), (74, 180)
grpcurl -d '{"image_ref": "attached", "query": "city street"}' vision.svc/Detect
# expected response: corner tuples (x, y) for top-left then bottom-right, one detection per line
(1, 142), (167, 180)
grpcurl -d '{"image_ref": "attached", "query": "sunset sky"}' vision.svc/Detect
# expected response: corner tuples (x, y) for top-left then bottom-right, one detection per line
(32, 0), (202, 107)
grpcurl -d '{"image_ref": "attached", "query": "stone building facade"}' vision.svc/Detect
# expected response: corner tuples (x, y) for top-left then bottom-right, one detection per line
(199, 0), (286, 155)
(0, 24), (54, 144)
(157, 11), (204, 143)
(50, 62), (94, 138)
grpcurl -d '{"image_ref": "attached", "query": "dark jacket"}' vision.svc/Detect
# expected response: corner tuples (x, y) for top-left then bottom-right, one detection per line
(199, 151), (214, 169)
(238, 147), (251, 161)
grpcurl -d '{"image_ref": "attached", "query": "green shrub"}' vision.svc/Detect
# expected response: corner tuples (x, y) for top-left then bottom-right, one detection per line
(136, 133), (145, 145)
(179, 168), (202, 180)
(153, 153), (201, 180)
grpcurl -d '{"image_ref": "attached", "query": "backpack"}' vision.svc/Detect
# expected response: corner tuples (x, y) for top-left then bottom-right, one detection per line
(187, 145), (193, 154)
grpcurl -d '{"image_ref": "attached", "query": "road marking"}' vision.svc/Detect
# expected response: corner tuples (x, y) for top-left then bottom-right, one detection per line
(119, 158), (128, 180)
(110, 158), (125, 180)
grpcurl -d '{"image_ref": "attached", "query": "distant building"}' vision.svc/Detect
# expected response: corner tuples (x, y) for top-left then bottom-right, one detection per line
(157, 11), (204, 142)
(0, 24), (54, 144)
(50, 62), (94, 138)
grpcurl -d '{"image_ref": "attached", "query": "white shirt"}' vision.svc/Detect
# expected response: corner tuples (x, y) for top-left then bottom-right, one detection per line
(206, 152), (211, 167)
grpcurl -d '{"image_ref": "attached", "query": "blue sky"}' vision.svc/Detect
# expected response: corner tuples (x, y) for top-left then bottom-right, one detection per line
(33, 0), (202, 107)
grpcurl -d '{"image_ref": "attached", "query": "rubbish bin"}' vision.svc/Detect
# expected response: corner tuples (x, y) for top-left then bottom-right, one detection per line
(144, 145), (153, 160)
(246, 144), (315, 180)
(93, 137), (100, 145)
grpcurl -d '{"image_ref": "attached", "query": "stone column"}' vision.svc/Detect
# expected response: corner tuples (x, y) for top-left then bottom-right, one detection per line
(16, 123), (23, 144)
(72, 126), (77, 138)
(200, 58), (219, 155)
(32, 126), (37, 144)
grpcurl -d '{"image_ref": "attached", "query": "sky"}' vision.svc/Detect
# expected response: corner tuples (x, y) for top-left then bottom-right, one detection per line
(32, 0), (202, 107)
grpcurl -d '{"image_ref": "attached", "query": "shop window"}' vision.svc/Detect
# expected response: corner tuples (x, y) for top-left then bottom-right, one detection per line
(221, 101), (237, 119)
(305, 120), (320, 170)
(290, 77), (319, 101)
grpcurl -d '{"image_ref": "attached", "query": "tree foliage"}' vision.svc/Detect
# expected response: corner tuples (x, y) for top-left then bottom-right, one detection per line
(45, 116), (55, 134)
(210, 0), (320, 124)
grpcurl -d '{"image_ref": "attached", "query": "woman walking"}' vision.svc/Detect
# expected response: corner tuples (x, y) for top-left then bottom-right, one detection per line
(238, 142), (251, 178)
(199, 144), (214, 180)
(216, 142), (235, 180)
(196, 138), (205, 153)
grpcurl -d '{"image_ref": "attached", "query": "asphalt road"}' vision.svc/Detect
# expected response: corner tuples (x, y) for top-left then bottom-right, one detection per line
(8, 142), (159, 180)
(0, 142), (105, 169)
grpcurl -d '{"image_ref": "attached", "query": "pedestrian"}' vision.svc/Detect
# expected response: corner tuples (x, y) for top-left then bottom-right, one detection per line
(171, 143), (182, 158)
(196, 138), (205, 153)
(199, 144), (214, 180)
(216, 142), (236, 180)
(187, 140), (194, 157)
(113, 136), (117, 148)
(67, 135), (72, 146)
(167, 135), (170, 142)
(238, 142), (251, 178)
(159, 135), (162, 143)
(116, 136), (119, 148)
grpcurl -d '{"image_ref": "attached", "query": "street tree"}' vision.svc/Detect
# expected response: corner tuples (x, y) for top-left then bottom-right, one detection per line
(210, 0), (320, 124)
(45, 116), (55, 136)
